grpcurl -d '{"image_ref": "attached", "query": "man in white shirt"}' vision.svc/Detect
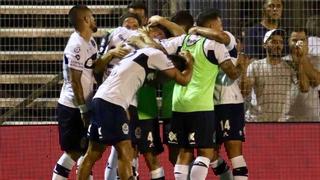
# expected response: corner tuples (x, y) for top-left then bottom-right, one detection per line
(77, 47), (194, 180)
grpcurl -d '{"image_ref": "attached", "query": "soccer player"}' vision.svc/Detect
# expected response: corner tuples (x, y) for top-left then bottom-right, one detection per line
(77, 45), (194, 180)
(188, 11), (249, 180)
(52, 5), (126, 180)
(160, 9), (247, 180)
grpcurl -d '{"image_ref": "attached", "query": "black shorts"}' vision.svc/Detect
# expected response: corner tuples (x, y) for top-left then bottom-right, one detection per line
(131, 117), (164, 155)
(215, 103), (245, 144)
(162, 118), (171, 145)
(169, 111), (216, 148)
(128, 105), (139, 144)
(57, 103), (87, 152)
(88, 98), (131, 145)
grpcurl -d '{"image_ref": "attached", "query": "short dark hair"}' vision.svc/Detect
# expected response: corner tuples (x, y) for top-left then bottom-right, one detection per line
(149, 24), (173, 38)
(171, 10), (194, 32)
(68, 5), (90, 29)
(127, 1), (148, 16)
(196, 9), (220, 27)
(120, 12), (142, 26)
(167, 54), (187, 71)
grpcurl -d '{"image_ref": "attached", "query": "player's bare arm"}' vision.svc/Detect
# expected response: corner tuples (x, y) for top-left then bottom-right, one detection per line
(219, 53), (250, 81)
(93, 43), (131, 84)
(148, 15), (185, 36)
(69, 68), (89, 127)
(188, 26), (230, 46)
(161, 51), (194, 86)
(239, 64), (253, 97)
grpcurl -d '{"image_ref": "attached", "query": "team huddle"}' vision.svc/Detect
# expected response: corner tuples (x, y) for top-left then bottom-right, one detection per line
(53, 2), (254, 180)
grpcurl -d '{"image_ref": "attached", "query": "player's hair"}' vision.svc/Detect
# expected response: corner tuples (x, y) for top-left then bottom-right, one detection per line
(149, 24), (173, 39)
(171, 10), (194, 32)
(68, 5), (90, 29)
(167, 54), (187, 71)
(306, 15), (320, 37)
(196, 9), (221, 27)
(127, 1), (148, 16)
(120, 12), (142, 26)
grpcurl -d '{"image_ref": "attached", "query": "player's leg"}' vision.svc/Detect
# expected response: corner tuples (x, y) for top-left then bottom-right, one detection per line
(134, 118), (165, 180)
(78, 140), (106, 180)
(53, 103), (86, 180)
(188, 111), (216, 180)
(217, 104), (248, 180)
(170, 112), (194, 180)
(104, 146), (118, 180)
(114, 140), (134, 180)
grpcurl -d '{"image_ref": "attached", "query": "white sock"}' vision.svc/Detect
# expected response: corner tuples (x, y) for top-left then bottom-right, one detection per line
(174, 164), (189, 180)
(104, 146), (118, 180)
(52, 153), (76, 180)
(190, 156), (210, 180)
(210, 156), (233, 180)
(151, 167), (165, 179)
(231, 156), (248, 180)
(132, 157), (139, 177)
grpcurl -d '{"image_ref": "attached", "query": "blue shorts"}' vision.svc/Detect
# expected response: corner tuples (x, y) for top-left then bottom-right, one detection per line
(215, 103), (245, 144)
(88, 98), (131, 145)
(169, 111), (216, 148)
(57, 103), (87, 152)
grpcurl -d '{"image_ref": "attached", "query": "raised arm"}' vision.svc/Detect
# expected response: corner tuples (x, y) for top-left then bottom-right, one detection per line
(148, 15), (185, 36)
(189, 26), (230, 46)
(239, 60), (254, 97)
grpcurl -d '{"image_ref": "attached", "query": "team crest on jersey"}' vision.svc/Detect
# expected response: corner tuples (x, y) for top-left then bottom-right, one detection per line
(135, 127), (142, 139)
(122, 123), (129, 134)
(74, 47), (80, 53)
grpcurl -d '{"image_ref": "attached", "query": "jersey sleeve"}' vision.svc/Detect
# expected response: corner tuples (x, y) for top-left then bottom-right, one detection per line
(148, 50), (175, 71)
(160, 35), (186, 55)
(204, 39), (231, 64)
(64, 43), (86, 71)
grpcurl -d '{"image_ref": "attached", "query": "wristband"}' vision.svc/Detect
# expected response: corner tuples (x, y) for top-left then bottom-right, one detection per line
(78, 104), (88, 113)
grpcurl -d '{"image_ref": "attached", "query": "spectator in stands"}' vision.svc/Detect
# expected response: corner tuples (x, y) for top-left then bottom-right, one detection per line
(127, 1), (148, 26)
(240, 29), (312, 122)
(306, 15), (320, 70)
(243, 0), (283, 60)
(286, 28), (320, 121)
(52, 5), (129, 180)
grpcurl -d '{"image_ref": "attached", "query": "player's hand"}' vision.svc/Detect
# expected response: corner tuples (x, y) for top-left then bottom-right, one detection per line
(179, 50), (194, 66)
(237, 53), (250, 72)
(148, 15), (164, 26)
(188, 26), (199, 35)
(109, 43), (130, 58)
(81, 111), (91, 128)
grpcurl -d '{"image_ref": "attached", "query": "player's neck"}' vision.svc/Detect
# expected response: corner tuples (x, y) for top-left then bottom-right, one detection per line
(77, 30), (92, 42)
(261, 19), (279, 30)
